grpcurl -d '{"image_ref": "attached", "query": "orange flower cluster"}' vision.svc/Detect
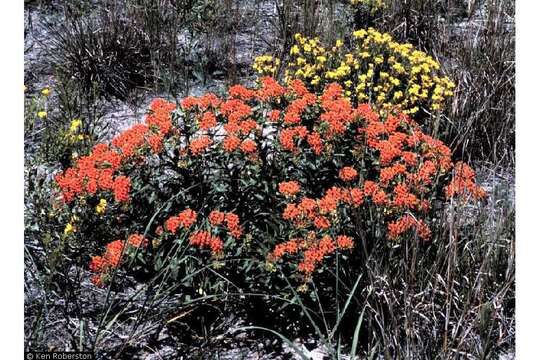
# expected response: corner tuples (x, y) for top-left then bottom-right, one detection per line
(387, 215), (431, 241)
(339, 166), (358, 182)
(60, 78), (486, 284)
(164, 209), (198, 233)
(55, 143), (130, 203)
(257, 76), (287, 101)
(189, 231), (224, 254)
(179, 80), (285, 160)
(271, 238), (304, 259)
(319, 84), (355, 138)
(269, 234), (354, 276)
(228, 77), (286, 102)
(283, 92), (316, 125)
(278, 181), (301, 196)
(89, 233), (149, 286)
(225, 212), (243, 239)
(240, 139), (257, 154)
(208, 210), (244, 239)
(279, 126), (308, 152)
(198, 111), (217, 131)
(189, 135), (213, 155)
(181, 93), (222, 111)
(445, 162), (487, 200)
(160, 209), (243, 258)
(146, 98), (177, 135)
(282, 185), (364, 230)
(223, 135), (241, 152)
(56, 99), (175, 203)
(268, 82), (485, 276)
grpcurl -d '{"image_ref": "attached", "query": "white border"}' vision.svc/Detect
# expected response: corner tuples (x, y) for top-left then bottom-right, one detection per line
(3, 0), (531, 357)
(515, 0), (539, 358)
(1, 0), (24, 358)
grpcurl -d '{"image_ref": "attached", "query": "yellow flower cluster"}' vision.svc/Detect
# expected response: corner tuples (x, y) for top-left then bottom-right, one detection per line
(283, 34), (330, 87)
(254, 28), (455, 115)
(350, 0), (385, 12)
(64, 215), (79, 235)
(67, 119), (85, 142)
(95, 198), (107, 215)
(64, 222), (75, 235)
(252, 55), (280, 77)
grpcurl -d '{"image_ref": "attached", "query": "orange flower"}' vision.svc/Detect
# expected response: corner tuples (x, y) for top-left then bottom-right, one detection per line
(189, 135), (213, 155)
(127, 234), (148, 248)
(283, 203), (301, 221)
(387, 215), (431, 241)
(372, 189), (387, 205)
(103, 240), (125, 268)
(257, 76), (286, 100)
(392, 183), (417, 208)
(165, 208), (197, 233)
(268, 110), (281, 122)
(229, 84), (256, 100)
(199, 111), (217, 130)
(271, 238), (304, 259)
(313, 216), (331, 229)
(339, 166), (358, 182)
(189, 230), (224, 255)
(113, 176), (131, 202)
(445, 162), (487, 200)
(298, 197), (317, 217)
(336, 235), (354, 250)
(209, 210), (225, 225)
(342, 188), (364, 207)
(165, 216), (181, 233)
(178, 209), (197, 228)
(223, 135), (241, 152)
(225, 212), (243, 238)
(278, 181), (301, 196)
(89, 256), (106, 273)
(240, 139), (257, 154)
(307, 132), (324, 155)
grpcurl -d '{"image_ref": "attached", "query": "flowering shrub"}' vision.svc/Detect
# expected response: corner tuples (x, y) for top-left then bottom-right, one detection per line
(254, 29), (455, 115)
(54, 73), (484, 288)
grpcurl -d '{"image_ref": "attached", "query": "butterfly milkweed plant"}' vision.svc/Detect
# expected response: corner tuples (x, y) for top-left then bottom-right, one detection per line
(48, 29), (493, 357)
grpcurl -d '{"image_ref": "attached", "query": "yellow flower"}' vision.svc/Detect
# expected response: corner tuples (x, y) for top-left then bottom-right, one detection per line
(64, 223), (75, 235)
(70, 119), (82, 132)
(41, 88), (51, 96)
(37, 111), (47, 119)
(316, 55), (327, 64)
(359, 51), (370, 59)
(95, 199), (107, 215)
(353, 29), (367, 38)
